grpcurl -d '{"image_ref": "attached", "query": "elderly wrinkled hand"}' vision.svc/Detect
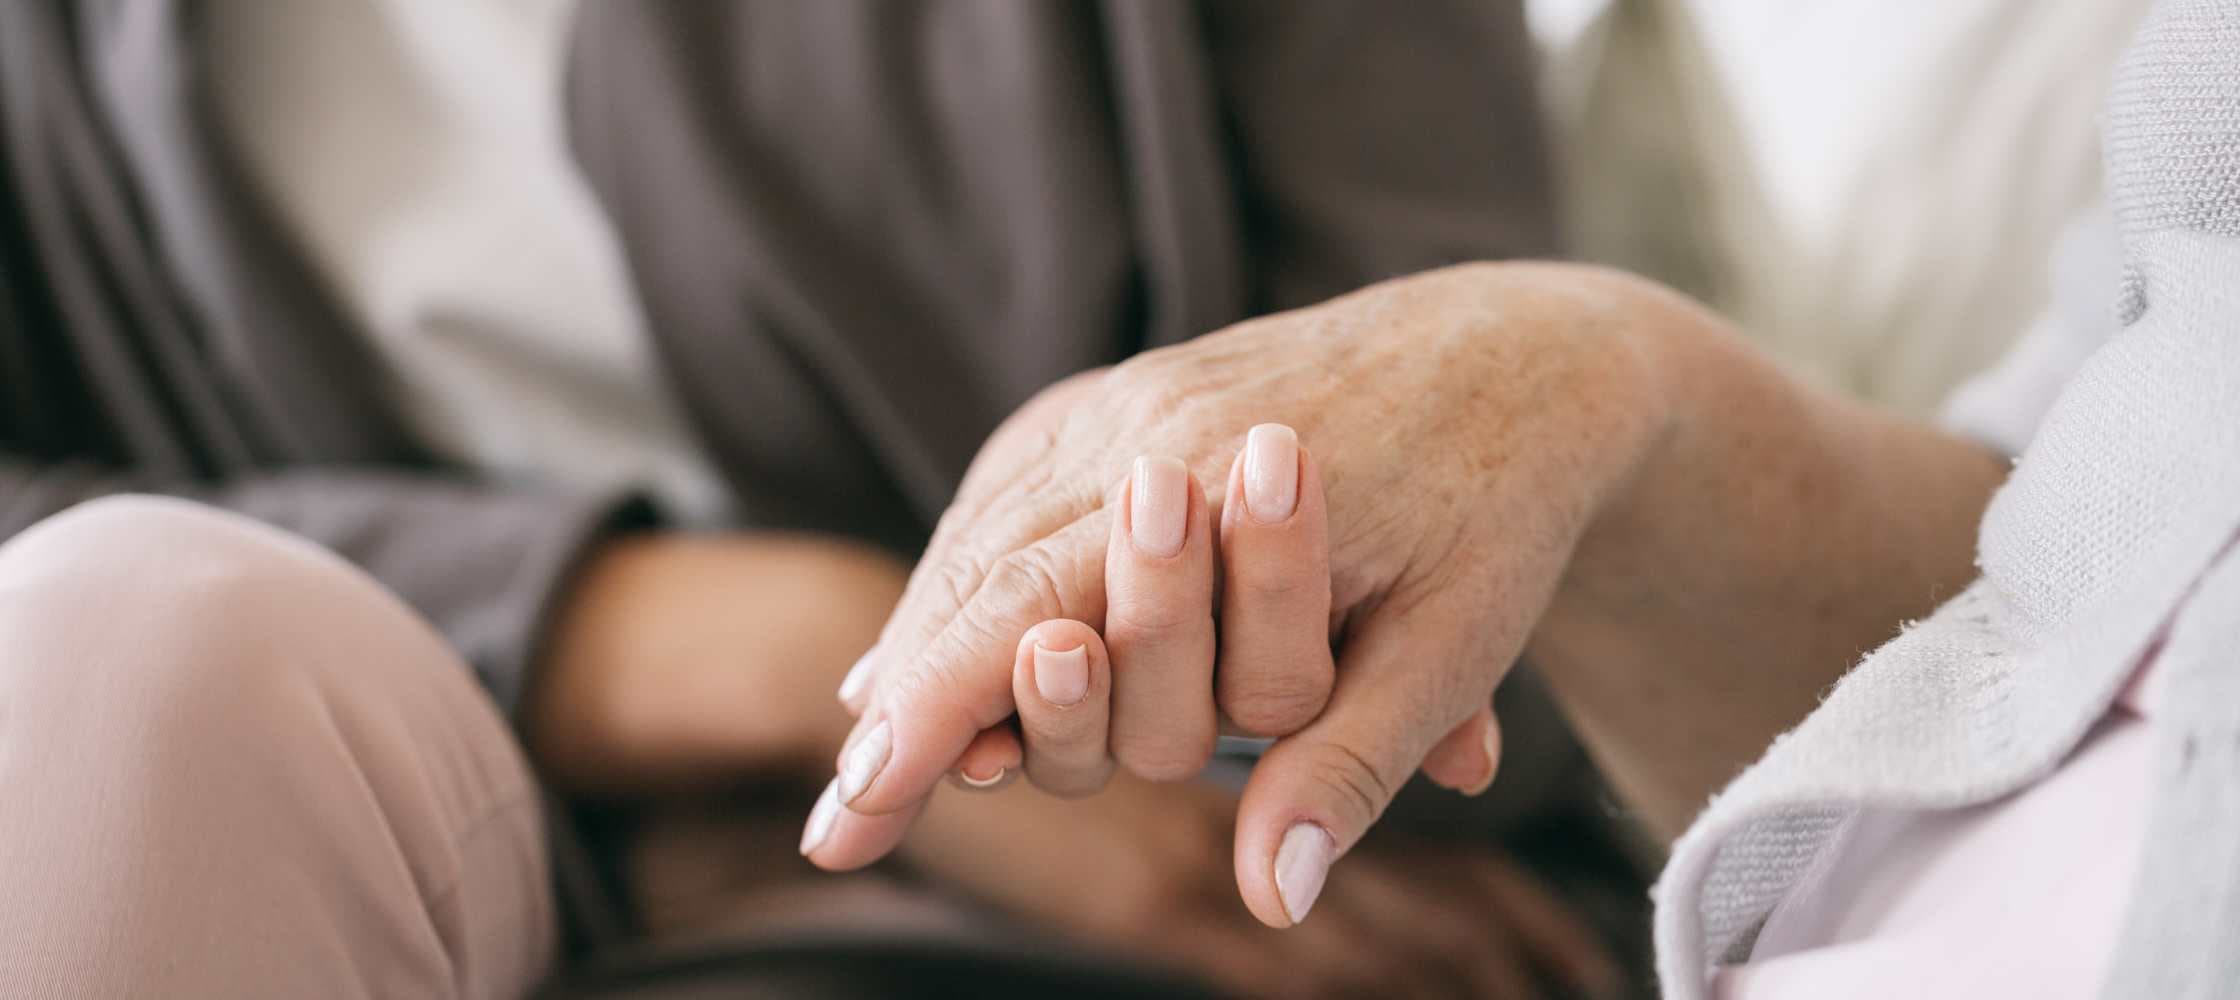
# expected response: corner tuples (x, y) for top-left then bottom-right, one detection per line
(799, 262), (1690, 928)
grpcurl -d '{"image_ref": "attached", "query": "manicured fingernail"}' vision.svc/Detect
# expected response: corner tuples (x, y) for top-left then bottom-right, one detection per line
(1274, 822), (1335, 924)
(1129, 456), (1188, 557)
(1243, 424), (1300, 523)
(837, 720), (891, 803)
(959, 766), (1008, 788)
(1033, 641), (1090, 706)
(837, 650), (876, 706)
(799, 779), (841, 855)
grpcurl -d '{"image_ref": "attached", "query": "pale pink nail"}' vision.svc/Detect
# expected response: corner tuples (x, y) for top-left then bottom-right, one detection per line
(837, 720), (891, 803)
(1033, 642), (1090, 706)
(836, 650), (876, 706)
(959, 766), (1008, 788)
(1274, 822), (1335, 924)
(1130, 456), (1188, 557)
(1243, 424), (1300, 523)
(799, 779), (841, 855)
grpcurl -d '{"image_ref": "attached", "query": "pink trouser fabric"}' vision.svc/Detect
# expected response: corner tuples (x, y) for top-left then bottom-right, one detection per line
(0, 497), (555, 998)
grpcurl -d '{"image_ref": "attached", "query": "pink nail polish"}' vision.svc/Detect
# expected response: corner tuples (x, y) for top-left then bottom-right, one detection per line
(1274, 822), (1335, 924)
(1243, 424), (1300, 523)
(1130, 456), (1188, 557)
(799, 779), (841, 855)
(837, 720), (891, 803)
(837, 650), (876, 706)
(1033, 642), (1091, 706)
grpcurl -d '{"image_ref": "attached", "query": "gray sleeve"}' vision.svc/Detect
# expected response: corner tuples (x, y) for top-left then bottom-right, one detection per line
(0, 458), (652, 718)
(1200, 0), (1561, 312)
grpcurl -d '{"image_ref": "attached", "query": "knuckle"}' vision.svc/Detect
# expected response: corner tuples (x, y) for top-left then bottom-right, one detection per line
(882, 654), (960, 711)
(984, 548), (1070, 620)
(1023, 704), (1098, 749)
(1113, 730), (1215, 783)
(1234, 560), (1326, 603)
(1294, 742), (1396, 826)
(933, 549), (998, 613)
(1108, 363), (1193, 430)
(1028, 759), (1115, 799)
(1220, 676), (1332, 737)
(1106, 593), (1211, 635)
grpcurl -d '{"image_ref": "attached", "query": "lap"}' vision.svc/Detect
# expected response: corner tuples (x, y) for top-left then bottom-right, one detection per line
(0, 496), (553, 999)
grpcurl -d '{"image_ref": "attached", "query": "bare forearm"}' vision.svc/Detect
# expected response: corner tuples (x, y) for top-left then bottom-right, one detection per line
(527, 534), (900, 797)
(1529, 283), (2007, 836)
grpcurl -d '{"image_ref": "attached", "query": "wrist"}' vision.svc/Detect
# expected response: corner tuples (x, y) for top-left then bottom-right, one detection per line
(1435, 263), (1693, 570)
(1513, 276), (2006, 832)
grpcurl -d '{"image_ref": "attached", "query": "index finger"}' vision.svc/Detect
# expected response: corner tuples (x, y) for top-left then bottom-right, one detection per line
(835, 515), (1110, 817)
(839, 372), (1116, 716)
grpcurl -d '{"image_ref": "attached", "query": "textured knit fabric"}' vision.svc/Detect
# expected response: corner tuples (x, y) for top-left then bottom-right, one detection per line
(1653, 2), (2240, 996)
(1712, 696), (2155, 998)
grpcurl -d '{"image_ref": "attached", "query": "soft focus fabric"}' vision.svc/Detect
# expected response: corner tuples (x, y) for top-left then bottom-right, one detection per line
(206, 0), (731, 525)
(561, 0), (1555, 547)
(0, 0), (650, 737)
(1539, 0), (2147, 415)
(0, 497), (553, 998)
(1654, 2), (2240, 996)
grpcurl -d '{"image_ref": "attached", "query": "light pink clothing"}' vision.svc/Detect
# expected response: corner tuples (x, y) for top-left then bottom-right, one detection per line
(1713, 633), (2163, 999)
(0, 497), (554, 998)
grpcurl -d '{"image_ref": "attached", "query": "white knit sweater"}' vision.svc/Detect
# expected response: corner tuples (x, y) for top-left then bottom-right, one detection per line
(1653, 2), (2240, 996)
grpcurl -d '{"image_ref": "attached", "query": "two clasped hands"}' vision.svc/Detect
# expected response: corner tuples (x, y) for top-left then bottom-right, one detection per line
(797, 262), (2002, 941)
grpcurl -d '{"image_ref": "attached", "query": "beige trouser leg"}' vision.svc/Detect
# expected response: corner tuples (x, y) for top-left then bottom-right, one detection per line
(0, 497), (555, 999)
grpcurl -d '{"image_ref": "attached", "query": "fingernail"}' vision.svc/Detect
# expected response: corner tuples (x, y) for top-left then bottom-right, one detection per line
(1129, 456), (1188, 557)
(1243, 424), (1300, 523)
(837, 650), (876, 706)
(1033, 641), (1090, 706)
(799, 779), (841, 855)
(959, 766), (1008, 788)
(1274, 822), (1336, 924)
(837, 720), (892, 803)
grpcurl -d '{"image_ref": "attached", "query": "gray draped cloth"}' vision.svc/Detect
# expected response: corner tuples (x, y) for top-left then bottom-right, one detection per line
(0, 0), (1560, 956)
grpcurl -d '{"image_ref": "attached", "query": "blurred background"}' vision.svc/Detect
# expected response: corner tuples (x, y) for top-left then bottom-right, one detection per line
(0, 1), (2147, 997)
(1534, 0), (2137, 415)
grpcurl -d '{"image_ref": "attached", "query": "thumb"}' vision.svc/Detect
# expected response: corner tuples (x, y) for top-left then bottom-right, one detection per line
(1230, 599), (1498, 929)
